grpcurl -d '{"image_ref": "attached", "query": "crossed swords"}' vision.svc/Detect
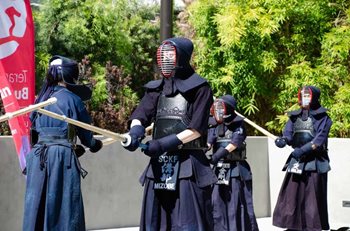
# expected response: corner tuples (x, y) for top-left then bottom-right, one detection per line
(0, 97), (134, 149)
(0, 97), (281, 150)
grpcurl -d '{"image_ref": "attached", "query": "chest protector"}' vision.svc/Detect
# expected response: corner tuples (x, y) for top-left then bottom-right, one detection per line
(213, 129), (246, 161)
(153, 93), (207, 150)
(292, 117), (315, 148)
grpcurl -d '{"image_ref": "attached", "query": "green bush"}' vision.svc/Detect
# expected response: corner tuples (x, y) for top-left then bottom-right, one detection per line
(188, 0), (350, 137)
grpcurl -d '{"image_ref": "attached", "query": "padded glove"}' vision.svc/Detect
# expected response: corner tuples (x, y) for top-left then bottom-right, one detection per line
(123, 125), (145, 152)
(210, 147), (229, 165)
(89, 139), (103, 153)
(143, 134), (182, 158)
(291, 142), (313, 159)
(275, 137), (287, 148)
(74, 145), (86, 158)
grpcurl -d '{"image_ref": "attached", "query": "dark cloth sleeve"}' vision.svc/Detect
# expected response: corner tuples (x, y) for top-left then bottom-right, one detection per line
(74, 100), (95, 148)
(230, 122), (246, 147)
(312, 115), (332, 147)
(129, 90), (159, 128)
(187, 84), (213, 135)
(282, 119), (294, 145)
(207, 127), (217, 145)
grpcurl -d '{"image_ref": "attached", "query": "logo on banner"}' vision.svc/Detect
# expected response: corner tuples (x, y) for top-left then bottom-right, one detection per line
(0, 0), (27, 59)
(0, 86), (11, 99)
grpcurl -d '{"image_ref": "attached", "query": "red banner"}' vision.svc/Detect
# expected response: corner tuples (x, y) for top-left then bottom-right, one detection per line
(0, 0), (35, 170)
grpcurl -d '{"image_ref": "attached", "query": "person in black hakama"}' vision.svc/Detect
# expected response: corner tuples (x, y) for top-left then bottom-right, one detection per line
(273, 86), (332, 231)
(23, 55), (103, 231)
(207, 95), (259, 231)
(122, 37), (217, 231)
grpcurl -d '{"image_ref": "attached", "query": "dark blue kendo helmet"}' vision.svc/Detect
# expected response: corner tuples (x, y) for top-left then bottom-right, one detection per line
(36, 55), (92, 103)
(47, 55), (92, 101)
(165, 37), (193, 67)
(221, 95), (237, 109)
(48, 55), (79, 84)
(221, 95), (237, 123)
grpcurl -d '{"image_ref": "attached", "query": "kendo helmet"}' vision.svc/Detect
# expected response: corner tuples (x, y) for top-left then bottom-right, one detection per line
(47, 55), (92, 101)
(156, 37), (193, 78)
(210, 95), (237, 124)
(298, 85), (321, 110)
(48, 55), (79, 85)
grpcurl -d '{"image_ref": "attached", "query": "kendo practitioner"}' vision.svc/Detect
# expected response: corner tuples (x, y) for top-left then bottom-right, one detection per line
(207, 95), (259, 231)
(122, 37), (217, 231)
(273, 86), (332, 231)
(23, 55), (103, 231)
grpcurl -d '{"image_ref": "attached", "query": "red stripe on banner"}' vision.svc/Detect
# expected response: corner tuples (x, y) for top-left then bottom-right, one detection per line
(0, 0), (35, 171)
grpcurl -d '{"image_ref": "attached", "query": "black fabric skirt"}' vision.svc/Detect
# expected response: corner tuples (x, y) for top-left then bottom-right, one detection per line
(273, 172), (329, 231)
(139, 176), (214, 231)
(212, 178), (259, 231)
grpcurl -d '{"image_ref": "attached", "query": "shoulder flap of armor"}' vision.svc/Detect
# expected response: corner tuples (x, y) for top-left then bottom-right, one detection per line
(310, 106), (328, 116)
(208, 116), (218, 127)
(233, 115), (244, 123)
(144, 79), (162, 90)
(174, 73), (207, 93)
(287, 109), (302, 117)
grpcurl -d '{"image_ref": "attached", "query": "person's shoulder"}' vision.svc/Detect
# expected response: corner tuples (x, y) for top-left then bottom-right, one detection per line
(310, 106), (328, 115)
(208, 116), (217, 127)
(311, 107), (331, 120)
(287, 108), (301, 118)
(233, 114), (244, 123)
(185, 73), (208, 88)
(56, 88), (83, 104)
(144, 79), (162, 91)
(175, 72), (209, 93)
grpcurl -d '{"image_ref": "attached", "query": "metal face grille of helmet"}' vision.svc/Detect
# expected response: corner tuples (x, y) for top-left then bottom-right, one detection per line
(157, 42), (177, 78)
(210, 99), (227, 124)
(298, 87), (313, 108)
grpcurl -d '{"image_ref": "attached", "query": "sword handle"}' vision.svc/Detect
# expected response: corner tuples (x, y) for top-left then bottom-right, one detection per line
(120, 134), (132, 147)
(139, 142), (148, 150)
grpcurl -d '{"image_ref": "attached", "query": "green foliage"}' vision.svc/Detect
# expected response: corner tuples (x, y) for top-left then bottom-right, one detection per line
(188, 0), (350, 137)
(87, 62), (139, 132)
(34, 0), (160, 91)
(0, 100), (10, 135)
(90, 72), (108, 109)
(32, 0), (161, 133)
(329, 83), (350, 137)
